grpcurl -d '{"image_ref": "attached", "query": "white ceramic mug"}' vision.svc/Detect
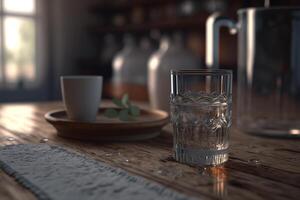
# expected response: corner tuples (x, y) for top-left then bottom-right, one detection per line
(61, 76), (103, 122)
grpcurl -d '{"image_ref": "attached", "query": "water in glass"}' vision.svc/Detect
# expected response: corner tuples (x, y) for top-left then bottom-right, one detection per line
(171, 91), (231, 166)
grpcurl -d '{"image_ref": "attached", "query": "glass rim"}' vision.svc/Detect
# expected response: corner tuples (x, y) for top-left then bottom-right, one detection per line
(170, 69), (232, 76)
(61, 76), (103, 79)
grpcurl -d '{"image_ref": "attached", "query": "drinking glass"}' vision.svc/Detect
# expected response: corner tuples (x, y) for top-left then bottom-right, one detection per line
(170, 69), (232, 166)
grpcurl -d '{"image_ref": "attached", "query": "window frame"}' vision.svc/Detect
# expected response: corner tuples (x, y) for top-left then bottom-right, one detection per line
(0, 0), (49, 102)
(0, 0), (42, 88)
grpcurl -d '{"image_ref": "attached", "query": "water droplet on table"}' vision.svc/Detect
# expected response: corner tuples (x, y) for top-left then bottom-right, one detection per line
(7, 137), (15, 141)
(248, 145), (261, 153)
(155, 167), (182, 179)
(197, 167), (208, 175)
(40, 138), (49, 143)
(248, 158), (261, 165)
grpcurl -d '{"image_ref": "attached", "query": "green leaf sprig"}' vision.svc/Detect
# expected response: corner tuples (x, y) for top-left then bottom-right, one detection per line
(104, 94), (140, 121)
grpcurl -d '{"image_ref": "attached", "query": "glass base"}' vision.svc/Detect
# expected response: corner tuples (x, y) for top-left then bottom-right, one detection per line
(174, 147), (229, 166)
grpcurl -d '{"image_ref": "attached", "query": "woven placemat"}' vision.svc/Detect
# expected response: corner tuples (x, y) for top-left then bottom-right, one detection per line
(0, 144), (197, 200)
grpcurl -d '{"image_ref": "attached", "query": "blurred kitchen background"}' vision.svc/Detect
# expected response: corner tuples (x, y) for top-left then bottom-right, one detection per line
(0, 0), (299, 102)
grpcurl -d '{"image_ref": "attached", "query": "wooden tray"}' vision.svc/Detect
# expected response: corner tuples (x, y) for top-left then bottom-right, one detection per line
(45, 108), (169, 141)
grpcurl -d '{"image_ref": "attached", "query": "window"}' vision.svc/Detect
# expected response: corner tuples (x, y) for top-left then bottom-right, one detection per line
(0, 0), (39, 89)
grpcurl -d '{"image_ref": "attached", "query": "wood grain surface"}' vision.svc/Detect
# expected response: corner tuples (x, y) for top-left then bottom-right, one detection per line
(0, 101), (300, 200)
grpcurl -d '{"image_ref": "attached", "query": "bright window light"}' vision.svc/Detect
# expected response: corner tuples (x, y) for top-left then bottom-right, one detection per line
(3, 0), (35, 14)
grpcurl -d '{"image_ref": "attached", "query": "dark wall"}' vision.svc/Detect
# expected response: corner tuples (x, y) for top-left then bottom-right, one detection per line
(48, 0), (101, 99)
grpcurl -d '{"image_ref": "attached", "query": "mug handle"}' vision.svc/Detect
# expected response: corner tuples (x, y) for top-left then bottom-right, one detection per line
(205, 13), (237, 68)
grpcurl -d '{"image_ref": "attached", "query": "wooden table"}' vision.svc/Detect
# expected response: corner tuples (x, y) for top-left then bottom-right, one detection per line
(0, 102), (299, 200)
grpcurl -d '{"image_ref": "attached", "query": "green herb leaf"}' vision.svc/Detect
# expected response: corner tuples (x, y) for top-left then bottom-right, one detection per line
(118, 109), (131, 121)
(129, 105), (140, 117)
(112, 97), (124, 108)
(121, 94), (129, 107)
(104, 94), (141, 121)
(104, 108), (118, 118)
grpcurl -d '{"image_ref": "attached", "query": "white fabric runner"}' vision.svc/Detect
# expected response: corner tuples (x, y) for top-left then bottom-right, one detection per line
(0, 144), (197, 200)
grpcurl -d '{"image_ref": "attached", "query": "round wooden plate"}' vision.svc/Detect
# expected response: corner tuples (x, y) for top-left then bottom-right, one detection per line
(45, 108), (169, 141)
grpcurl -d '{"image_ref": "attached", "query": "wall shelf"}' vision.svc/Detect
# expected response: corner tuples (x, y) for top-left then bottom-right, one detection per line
(90, 15), (208, 34)
(89, 0), (178, 13)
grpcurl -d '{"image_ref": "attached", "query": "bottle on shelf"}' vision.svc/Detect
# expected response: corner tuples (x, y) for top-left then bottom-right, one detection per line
(99, 34), (120, 81)
(148, 32), (202, 111)
(112, 34), (153, 101)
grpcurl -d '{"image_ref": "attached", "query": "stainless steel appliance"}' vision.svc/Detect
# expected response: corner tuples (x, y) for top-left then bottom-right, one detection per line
(206, 7), (300, 137)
